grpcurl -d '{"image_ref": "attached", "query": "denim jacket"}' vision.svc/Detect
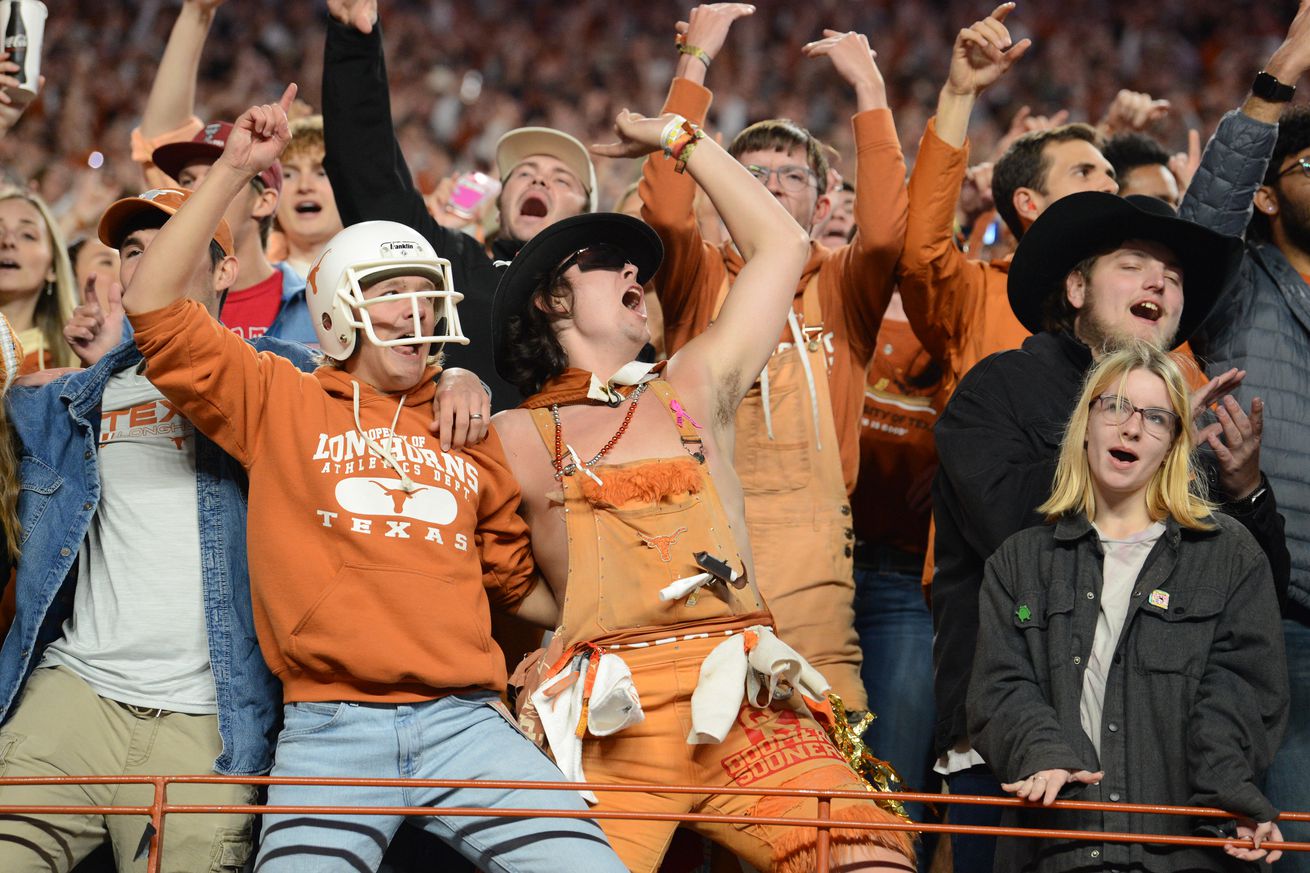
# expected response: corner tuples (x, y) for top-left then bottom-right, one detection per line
(264, 260), (317, 346)
(2, 333), (318, 775)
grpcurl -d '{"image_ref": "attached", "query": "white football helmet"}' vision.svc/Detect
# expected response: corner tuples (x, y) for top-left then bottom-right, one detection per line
(306, 221), (467, 360)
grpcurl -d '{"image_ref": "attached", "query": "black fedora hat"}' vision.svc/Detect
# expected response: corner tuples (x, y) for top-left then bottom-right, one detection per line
(491, 213), (663, 382)
(1007, 192), (1243, 348)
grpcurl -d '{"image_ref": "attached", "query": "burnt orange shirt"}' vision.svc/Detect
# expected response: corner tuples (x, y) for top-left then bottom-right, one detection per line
(898, 117), (1027, 395)
(850, 318), (948, 555)
(641, 78), (908, 494)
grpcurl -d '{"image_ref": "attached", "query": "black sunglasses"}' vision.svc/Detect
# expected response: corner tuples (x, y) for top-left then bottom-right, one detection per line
(552, 243), (632, 280)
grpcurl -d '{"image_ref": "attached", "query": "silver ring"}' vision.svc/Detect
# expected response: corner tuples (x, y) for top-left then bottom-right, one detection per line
(469, 413), (484, 420)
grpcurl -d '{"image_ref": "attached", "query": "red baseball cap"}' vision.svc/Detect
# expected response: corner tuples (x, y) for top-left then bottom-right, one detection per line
(98, 188), (236, 257)
(152, 121), (283, 194)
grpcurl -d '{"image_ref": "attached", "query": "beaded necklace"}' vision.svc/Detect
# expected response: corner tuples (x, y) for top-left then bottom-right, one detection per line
(551, 382), (649, 479)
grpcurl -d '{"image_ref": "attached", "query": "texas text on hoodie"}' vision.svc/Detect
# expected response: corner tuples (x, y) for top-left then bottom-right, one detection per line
(130, 298), (537, 704)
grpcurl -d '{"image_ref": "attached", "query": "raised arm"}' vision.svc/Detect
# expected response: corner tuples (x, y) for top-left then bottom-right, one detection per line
(125, 87), (296, 316)
(139, 0), (221, 140)
(898, 4), (1030, 374)
(802, 28), (905, 348)
(1179, 1), (1310, 237)
(596, 111), (809, 407)
(640, 4), (753, 329)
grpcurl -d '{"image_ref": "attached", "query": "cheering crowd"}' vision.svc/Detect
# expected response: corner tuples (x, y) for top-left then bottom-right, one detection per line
(0, 0), (1308, 871)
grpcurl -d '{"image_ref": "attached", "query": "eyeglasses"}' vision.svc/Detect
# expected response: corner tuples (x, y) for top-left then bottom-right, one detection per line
(551, 243), (633, 283)
(1276, 157), (1310, 180)
(745, 164), (817, 193)
(1090, 394), (1180, 440)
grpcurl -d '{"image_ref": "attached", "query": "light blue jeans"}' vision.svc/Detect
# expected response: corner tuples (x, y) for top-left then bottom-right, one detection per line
(252, 691), (624, 873)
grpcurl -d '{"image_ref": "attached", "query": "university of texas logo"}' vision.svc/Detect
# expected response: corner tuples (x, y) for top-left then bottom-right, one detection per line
(311, 428), (477, 549)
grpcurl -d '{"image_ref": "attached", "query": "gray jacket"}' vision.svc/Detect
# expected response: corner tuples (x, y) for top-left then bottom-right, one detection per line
(968, 513), (1287, 873)
(1180, 109), (1310, 608)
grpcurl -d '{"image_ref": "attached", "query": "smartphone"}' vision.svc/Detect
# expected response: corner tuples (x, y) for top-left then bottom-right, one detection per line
(446, 172), (501, 220)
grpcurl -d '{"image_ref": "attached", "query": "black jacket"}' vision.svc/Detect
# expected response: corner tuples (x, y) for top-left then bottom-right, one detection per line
(969, 513), (1287, 872)
(931, 330), (1290, 757)
(322, 18), (523, 411)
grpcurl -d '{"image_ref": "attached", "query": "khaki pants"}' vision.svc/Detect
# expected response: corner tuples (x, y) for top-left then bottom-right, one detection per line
(0, 665), (256, 873)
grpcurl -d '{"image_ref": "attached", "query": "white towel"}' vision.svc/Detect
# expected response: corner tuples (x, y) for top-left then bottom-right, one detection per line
(531, 652), (643, 803)
(687, 626), (831, 745)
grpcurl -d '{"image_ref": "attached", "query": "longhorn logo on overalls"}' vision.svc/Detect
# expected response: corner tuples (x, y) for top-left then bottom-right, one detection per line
(640, 527), (688, 563)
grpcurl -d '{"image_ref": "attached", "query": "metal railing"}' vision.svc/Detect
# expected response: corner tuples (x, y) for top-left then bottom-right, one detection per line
(1, 775), (1306, 872)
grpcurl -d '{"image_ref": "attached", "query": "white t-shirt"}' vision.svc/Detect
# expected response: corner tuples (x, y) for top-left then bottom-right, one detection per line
(1080, 521), (1166, 757)
(42, 366), (216, 713)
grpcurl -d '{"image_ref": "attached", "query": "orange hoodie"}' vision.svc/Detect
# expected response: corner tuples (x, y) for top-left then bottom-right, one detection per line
(130, 298), (537, 703)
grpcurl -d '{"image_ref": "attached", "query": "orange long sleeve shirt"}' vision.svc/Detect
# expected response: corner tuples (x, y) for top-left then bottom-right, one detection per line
(130, 298), (538, 704)
(898, 117), (1027, 395)
(640, 78), (908, 493)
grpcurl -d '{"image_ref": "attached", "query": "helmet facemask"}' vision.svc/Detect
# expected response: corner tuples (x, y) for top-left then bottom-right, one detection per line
(338, 259), (467, 364)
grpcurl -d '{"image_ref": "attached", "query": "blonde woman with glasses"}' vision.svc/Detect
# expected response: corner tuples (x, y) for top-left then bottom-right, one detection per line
(968, 341), (1289, 872)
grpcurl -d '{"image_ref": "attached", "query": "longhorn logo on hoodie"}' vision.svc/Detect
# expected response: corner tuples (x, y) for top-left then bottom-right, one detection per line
(334, 477), (457, 525)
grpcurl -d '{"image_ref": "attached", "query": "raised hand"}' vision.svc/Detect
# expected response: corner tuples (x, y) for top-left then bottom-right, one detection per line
(958, 162), (996, 228)
(1002, 768), (1103, 806)
(327, 0), (379, 34)
(217, 84), (298, 181)
(0, 52), (41, 138)
(590, 110), (680, 160)
(803, 29), (886, 109)
(675, 4), (756, 65)
(1169, 129), (1201, 193)
(1099, 89), (1171, 136)
(994, 105), (1071, 158)
(1265, 0), (1310, 85)
(945, 3), (1032, 98)
(64, 274), (125, 368)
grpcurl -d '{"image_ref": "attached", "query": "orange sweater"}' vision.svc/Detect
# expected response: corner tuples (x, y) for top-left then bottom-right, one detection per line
(641, 78), (907, 494)
(130, 299), (537, 703)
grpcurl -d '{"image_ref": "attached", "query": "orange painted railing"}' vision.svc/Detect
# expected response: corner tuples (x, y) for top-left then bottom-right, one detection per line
(1, 775), (1307, 872)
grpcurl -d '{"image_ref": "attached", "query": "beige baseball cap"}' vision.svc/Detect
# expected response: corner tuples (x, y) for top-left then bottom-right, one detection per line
(495, 127), (598, 212)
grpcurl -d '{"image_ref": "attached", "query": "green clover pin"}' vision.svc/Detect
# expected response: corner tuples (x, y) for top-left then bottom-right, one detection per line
(1016, 604), (1033, 623)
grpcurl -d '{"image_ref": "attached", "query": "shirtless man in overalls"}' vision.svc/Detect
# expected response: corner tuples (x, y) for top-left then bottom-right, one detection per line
(491, 109), (915, 873)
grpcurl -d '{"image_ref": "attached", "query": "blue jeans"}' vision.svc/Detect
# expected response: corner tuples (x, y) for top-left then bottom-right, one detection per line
(253, 691), (624, 873)
(853, 556), (941, 870)
(1265, 618), (1310, 873)
(944, 765), (1004, 873)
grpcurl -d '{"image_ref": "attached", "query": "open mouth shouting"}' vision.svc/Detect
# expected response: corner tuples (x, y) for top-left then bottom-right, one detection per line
(1129, 300), (1162, 322)
(294, 199), (323, 217)
(621, 286), (646, 318)
(519, 194), (549, 220)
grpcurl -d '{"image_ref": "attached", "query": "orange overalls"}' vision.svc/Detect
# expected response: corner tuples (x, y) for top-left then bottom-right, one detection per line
(719, 276), (866, 710)
(525, 379), (912, 873)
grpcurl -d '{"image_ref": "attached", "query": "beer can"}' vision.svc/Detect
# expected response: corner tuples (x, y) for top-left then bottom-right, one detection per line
(0, 0), (46, 103)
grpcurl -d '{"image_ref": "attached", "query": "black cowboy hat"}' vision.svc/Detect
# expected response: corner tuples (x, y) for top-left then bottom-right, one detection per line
(1007, 192), (1243, 347)
(491, 213), (663, 382)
